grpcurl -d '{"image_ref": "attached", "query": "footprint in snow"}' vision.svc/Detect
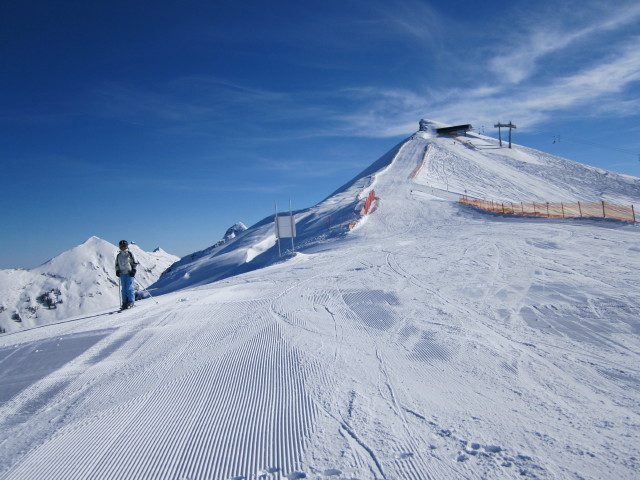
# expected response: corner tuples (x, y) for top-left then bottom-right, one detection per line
(322, 469), (342, 476)
(285, 472), (306, 479)
(397, 452), (414, 459)
(257, 467), (280, 477)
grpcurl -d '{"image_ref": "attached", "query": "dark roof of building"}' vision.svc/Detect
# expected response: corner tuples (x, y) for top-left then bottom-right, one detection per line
(436, 124), (472, 135)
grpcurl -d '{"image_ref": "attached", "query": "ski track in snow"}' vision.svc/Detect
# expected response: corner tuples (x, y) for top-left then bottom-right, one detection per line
(1, 131), (640, 479)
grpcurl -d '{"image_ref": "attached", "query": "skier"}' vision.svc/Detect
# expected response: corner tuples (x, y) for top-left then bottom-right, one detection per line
(115, 240), (138, 309)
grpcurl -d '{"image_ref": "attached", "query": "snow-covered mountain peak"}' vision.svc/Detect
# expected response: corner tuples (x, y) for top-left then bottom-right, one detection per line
(84, 235), (102, 244)
(225, 222), (248, 240)
(31, 236), (118, 275)
(418, 118), (448, 133)
(151, 124), (640, 295)
(0, 237), (178, 333)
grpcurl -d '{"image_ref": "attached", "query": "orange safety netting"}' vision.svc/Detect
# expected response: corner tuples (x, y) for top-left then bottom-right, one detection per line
(349, 190), (378, 229)
(459, 197), (637, 223)
(362, 190), (376, 215)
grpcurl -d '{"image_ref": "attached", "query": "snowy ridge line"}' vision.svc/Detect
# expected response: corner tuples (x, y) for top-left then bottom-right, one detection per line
(366, 134), (416, 194)
(352, 135), (415, 224)
(345, 136), (416, 230)
(460, 197), (638, 223)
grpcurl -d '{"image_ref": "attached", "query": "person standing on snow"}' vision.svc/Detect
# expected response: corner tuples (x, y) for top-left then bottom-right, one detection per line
(115, 240), (138, 309)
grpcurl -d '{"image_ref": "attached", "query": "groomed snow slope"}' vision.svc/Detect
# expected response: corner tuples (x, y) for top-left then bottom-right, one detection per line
(1, 129), (639, 479)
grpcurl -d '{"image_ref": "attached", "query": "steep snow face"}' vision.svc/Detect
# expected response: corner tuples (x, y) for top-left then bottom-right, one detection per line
(150, 143), (405, 295)
(151, 129), (639, 295)
(0, 129), (639, 479)
(0, 237), (178, 333)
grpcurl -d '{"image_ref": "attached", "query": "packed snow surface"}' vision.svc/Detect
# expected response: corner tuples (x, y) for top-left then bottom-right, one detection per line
(1, 126), (639, 479)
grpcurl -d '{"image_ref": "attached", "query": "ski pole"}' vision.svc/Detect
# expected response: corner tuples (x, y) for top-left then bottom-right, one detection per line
(134, 278), (157, 303)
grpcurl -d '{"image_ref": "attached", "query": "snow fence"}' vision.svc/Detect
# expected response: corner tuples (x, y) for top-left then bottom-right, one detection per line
(459, 197), (637, 223)
(349, 190), (377, 229)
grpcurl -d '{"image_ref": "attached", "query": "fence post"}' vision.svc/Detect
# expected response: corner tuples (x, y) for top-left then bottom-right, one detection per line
(561, 202), (565, 218)
(546, 202), (550, 218)
(502, 203), (505, 214)
(578, 201), (582, 217)
(602, 201), (606, 219)
(521, 202), (524, 214)
(533, 202), (537, 216)
(633, 205), (636, 223)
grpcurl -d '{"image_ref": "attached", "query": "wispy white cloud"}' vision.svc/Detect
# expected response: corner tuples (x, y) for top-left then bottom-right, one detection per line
(488, 2), (640, 84)
(87, 3), (640, 146)
(368, 0), (444, 44)
(519, 38), (640, 109)
(93, 77), (291, 124)
(332, 17), (640, 138)
(90, 76), (345, 144)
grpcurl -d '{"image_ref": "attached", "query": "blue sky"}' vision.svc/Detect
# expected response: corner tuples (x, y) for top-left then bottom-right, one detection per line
(2, 0), (640, 269)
